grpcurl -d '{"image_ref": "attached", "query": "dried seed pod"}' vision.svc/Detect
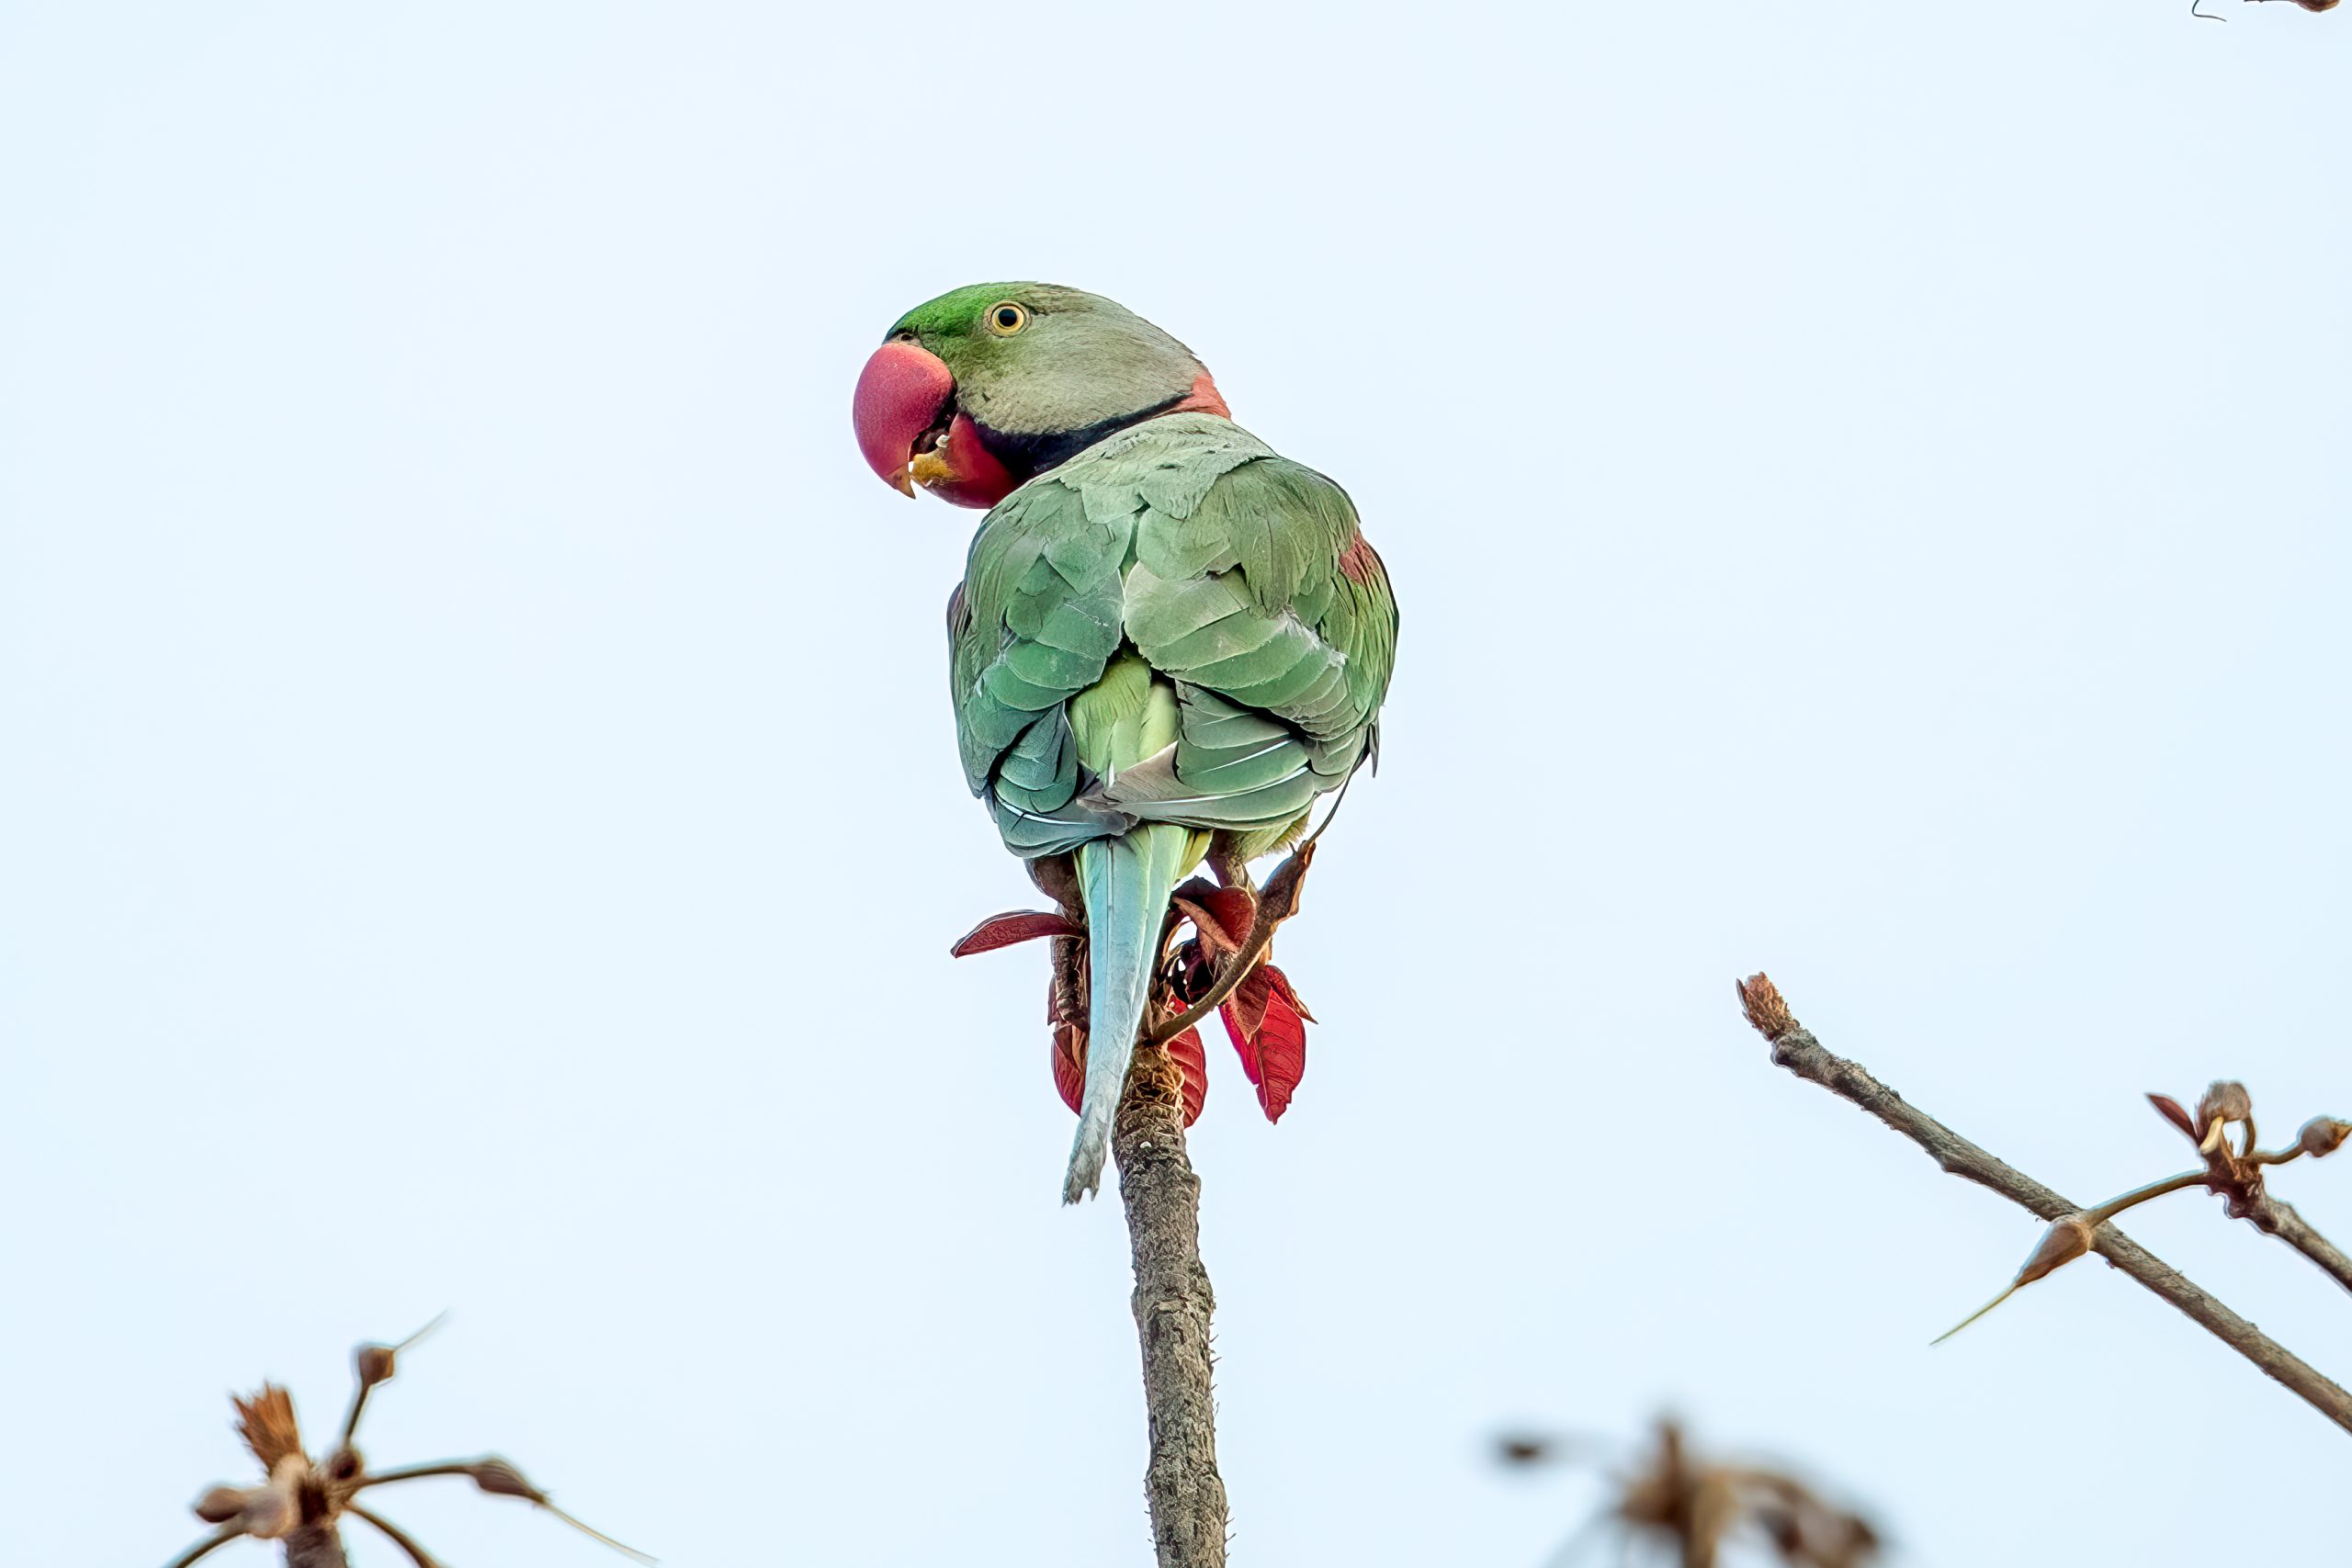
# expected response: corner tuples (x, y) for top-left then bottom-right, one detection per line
(191, 1485), (251, 1523)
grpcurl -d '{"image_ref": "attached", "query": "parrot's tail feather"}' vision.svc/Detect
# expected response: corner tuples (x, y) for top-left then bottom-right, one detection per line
(1063, 824), (1196, 1204)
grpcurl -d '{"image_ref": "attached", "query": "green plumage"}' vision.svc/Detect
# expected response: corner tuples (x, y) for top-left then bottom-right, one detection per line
(948, 412), (1397, 863)
(884, 281), (1398, 1201)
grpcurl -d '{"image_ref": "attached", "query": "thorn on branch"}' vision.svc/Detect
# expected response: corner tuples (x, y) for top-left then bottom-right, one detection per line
(1736, 974), (2352, 1431)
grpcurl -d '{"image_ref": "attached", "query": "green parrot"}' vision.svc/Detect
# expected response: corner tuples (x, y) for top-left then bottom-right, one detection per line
(854, 284), (1397, 1202)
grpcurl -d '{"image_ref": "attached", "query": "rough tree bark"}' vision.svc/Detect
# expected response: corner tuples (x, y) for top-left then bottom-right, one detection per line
(1114, 1042), (1228, 1567)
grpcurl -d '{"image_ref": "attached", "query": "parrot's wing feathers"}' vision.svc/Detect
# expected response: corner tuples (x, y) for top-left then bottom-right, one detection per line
(951, 416), (1396, 856)
(1126, 447), (1397, 780)
(950, 479), (1130, 804)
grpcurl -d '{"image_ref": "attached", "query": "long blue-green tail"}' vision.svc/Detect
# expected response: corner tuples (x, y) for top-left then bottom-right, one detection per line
(1064, 823), (1197, 1203)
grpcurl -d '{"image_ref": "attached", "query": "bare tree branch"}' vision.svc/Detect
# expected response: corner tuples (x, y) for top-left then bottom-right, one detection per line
(160, 1335), (650, 1568)
(1115, 1043), (1229, 1567)
(1736, 974), (2352, 1436)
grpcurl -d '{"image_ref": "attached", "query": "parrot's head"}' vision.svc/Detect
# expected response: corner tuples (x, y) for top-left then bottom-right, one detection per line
(853, 283), (1229, 508)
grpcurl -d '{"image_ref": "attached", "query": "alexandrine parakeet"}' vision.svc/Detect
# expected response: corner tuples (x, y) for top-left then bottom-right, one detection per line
(853, 285), (1398, 1202)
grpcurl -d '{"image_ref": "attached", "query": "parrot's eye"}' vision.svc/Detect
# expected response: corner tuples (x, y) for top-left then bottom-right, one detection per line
(985, 301), (1030, 336)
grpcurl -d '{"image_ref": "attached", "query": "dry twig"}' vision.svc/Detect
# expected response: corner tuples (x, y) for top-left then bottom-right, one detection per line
(1736, 974), (2352, 1437)
(2143, 1084), (2352, 1297)
(158, 1325), (650, 1568)
(1499, 1418), (1881, 1568)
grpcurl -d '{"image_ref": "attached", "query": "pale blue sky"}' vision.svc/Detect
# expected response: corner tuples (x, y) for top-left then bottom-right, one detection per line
(3, 5), (2346, 1565)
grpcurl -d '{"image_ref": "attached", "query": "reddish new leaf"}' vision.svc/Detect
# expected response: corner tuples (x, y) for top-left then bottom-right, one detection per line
(1220, 964), (1308, 1123)
(1165, 1027), (1208, 1127)
(1250, 987), (1307, 1122)
(951, 908), (1079, 957)
(1170, 879), (1255, 959)
(1262, 963), (1314, 1023)
(1224, 967), (1274, 1042)
(2148, 1092), (2198, 1143)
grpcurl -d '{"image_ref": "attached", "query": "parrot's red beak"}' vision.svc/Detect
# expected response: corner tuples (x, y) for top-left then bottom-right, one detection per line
(853, 339), (1018, 509)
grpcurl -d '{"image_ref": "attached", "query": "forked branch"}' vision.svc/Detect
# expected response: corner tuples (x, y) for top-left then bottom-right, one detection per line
(157, 1327), (650, 1568)
(1736, 974), (2352, 1436)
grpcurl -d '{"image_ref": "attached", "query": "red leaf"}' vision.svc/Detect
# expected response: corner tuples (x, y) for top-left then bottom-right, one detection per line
(2148, 1092), (2197, 1142)
(1166, 1027), (1208, 1127)
(1220, 971), (1307, 1124)
(1224, 967), (1274, 1042)
(1250, 987), (1307, 1122)
(1261, 964), (1314, 1024)
(951, 908), (1079, 957)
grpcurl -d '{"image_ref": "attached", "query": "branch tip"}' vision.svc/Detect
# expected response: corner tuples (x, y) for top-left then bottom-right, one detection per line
(1736, 973), (1797, 1042)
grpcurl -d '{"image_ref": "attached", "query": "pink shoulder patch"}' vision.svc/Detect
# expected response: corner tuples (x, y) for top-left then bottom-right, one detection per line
(1170, 371), (1231, 419)
(1338, 529), (1384, 585)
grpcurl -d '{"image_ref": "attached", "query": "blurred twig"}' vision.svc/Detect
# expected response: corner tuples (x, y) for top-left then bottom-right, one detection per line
(159, 1327), (650, 1568)
(1499, 1418), (1880, 1568)
(1736, 974), (2352, 1436)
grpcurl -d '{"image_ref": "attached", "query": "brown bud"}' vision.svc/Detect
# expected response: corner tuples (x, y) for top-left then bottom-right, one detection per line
(2017, 1213), (2094, 1286)
(1496, 1435), (1550, 1465)
(355, 1343), (398, 1388)
(2298, 1117), (2352, 1158)
(2297, 0), (2339, 12)
(2196, 1079), (2253, 1129)
(470, 1458), (545, 1502)
(2191, 1080), (2255, 1156)
(192, 1485), (251, 1523)
(1934, 1213), (2095, 1344)
(1736, 973), (1797, 1041)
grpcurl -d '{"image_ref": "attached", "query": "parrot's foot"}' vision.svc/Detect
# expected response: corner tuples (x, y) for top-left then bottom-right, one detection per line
(948, 839), (1321, 1165)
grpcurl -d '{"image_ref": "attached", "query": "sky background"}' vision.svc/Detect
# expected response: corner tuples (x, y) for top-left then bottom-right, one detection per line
(3, 5), (2347, 1564)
